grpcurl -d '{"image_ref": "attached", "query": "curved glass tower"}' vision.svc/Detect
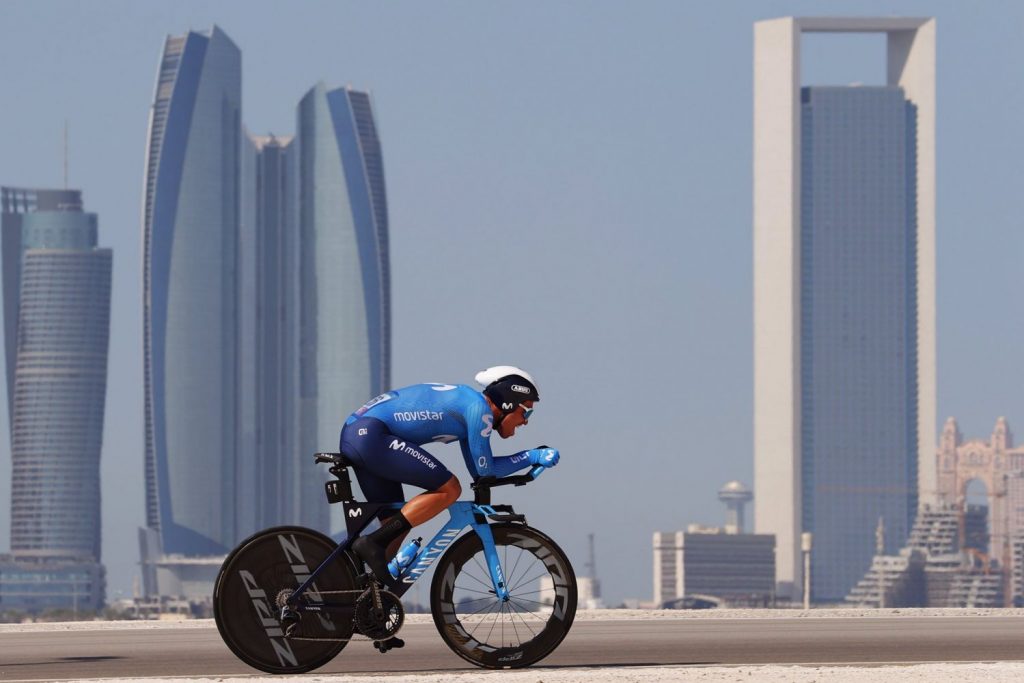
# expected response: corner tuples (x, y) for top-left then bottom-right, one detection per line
(142, 26), (241, 559)
(0, 187), (111, 613)
(296, 83), (391, 520)
(139, 28), (391, 599)
(1, 188), (111, 561)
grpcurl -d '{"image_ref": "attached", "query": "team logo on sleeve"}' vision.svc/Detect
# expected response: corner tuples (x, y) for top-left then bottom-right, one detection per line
(481, 414), (493, 437)
(354, 392), (394, 416)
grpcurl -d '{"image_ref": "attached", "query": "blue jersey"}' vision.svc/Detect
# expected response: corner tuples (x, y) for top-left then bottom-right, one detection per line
(345, 383), (500, 478)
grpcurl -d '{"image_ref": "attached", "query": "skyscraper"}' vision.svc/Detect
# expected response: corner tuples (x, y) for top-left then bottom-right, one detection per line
(753, 17), (935, 601)
(243, 133), (312, 533)
(296, 83), (391, 495)
(140, 27), (391, 602)
(0, 187), (111, 612)
(140, 26), (242, 597)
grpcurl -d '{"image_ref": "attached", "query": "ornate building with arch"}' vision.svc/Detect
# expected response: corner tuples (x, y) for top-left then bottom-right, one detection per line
(936, 416), (1024, 573)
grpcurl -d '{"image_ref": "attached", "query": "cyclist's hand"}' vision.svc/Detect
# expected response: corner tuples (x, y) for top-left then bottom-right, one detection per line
(528, 448), (560, 468)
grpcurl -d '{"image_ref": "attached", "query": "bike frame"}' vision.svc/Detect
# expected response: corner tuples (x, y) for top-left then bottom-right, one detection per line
(286, 459), (545, 614)
(287, 500), (513, 611)
(392, 501), (510, 600)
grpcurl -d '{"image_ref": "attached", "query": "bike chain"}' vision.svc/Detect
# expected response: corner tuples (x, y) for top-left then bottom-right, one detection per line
(285, 587), (401, 644)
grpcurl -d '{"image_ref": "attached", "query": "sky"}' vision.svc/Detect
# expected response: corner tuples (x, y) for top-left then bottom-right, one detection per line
(0, 0), (1022, 605)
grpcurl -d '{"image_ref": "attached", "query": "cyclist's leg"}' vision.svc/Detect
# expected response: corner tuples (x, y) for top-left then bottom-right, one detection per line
(340, 417), (405, 501)
(401, 476), (461, 525)
(341, 418), (458, 581)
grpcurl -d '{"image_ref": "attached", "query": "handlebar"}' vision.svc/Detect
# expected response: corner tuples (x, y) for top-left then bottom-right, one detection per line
(315, 451), (547, 506)
(471, 465), (547, 505)
(473, 466), (545, 490)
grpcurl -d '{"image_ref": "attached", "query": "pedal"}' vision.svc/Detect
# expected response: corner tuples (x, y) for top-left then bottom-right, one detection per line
(374, 636), (405, 653)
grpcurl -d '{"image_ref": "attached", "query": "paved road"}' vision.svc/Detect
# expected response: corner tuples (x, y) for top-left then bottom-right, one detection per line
(2, 617), (1022, 680)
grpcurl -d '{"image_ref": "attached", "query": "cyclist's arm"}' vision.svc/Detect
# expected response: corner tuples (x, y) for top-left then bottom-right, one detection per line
(460, 397), (497, 478)
(460, 439), (534, 479)
(460, 394), (545, 479)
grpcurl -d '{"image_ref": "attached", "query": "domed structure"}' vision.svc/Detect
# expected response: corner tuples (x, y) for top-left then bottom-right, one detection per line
(718, 481), (753, 533)
(719, 480), (752, 497)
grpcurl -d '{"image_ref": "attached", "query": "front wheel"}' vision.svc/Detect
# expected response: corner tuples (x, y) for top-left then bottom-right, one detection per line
(430, 524), (577, 668)
(213, 526), (358, 674)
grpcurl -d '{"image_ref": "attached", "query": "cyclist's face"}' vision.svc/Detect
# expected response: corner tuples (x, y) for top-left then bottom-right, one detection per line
(497, 401), (534, 439)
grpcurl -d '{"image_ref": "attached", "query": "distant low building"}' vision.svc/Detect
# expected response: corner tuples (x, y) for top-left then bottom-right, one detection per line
(936, 417), (1024, 585)
(0, 555), (105, 614)
(846, 417), (1024, 608)
(846, 504), (1004, 608)
(653, 481), (775, 607)
(653, 528), (776, 607)
(538, 575), (604, 610)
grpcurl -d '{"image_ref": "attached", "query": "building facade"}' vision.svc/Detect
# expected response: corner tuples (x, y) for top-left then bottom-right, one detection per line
(652, 528), (776, 607)
(141, 27), (391, 601)
(140, 26), (242, 595)
(0, 187), (111, 613)
(0, 557), (105, 614)
(936, 417), (1024, 583)
(753, 17), (936, 600)
(845, 503), (1005, 608)
(797, 84), (920, 600)
(295, 83), (391, 496)
(844, 420), (1024, 608)
(244, 134), (303, 533)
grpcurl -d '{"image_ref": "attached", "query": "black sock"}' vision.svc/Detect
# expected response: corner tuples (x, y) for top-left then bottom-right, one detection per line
(369, 512), (412, 547)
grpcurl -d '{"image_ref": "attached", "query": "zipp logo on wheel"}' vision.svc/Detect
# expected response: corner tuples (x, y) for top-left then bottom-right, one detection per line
(238, 569), (299, 668)
(276, 535), (335, 631)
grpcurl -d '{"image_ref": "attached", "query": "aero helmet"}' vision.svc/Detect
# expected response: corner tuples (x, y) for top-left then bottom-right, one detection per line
(475, 366), (540, 419)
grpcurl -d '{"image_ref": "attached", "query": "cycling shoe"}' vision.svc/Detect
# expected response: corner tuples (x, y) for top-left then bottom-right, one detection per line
(352, 536), (391, 584)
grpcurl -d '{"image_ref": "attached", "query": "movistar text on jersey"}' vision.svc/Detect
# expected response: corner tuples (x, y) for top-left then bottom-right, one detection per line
(389, 439), (438, 469)
(393, 409), (444, 422)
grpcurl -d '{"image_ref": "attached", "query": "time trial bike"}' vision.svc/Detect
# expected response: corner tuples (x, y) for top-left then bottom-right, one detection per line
(213, 452), (577, 673)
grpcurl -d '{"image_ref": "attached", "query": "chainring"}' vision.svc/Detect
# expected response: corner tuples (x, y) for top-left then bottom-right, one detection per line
(354, 590), (405, 641)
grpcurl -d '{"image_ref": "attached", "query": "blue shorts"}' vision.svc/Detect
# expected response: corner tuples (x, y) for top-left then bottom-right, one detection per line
(339, 417), (453, 503)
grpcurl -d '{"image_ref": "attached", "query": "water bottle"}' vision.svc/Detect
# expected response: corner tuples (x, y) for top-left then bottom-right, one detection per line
(387, 537), (422, 579)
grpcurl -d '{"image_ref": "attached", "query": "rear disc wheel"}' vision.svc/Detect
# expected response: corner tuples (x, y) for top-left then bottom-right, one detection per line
(213, 526), (357, 674)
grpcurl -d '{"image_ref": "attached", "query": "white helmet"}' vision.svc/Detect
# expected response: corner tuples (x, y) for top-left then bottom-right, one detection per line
(475, 366), (540, 418)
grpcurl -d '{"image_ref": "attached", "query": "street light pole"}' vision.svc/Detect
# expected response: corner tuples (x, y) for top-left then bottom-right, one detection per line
(876, 516), (886, 609)
(801, 532), (813, 610)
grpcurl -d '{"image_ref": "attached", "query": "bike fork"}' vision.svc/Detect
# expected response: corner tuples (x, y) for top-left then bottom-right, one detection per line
(472, 520), (510, 602)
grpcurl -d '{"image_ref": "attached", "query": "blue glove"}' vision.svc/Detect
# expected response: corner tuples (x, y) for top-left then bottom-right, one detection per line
(528, 447), (560, 468)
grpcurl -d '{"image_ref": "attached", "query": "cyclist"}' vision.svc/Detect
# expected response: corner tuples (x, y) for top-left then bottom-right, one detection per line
(340, 366), (560, 585)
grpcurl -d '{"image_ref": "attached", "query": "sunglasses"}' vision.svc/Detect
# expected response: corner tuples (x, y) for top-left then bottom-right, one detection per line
(520, 405), (534, 421)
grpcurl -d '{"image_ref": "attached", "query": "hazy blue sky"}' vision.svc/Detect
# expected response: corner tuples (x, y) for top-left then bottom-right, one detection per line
(1, 0), (1022, 604)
